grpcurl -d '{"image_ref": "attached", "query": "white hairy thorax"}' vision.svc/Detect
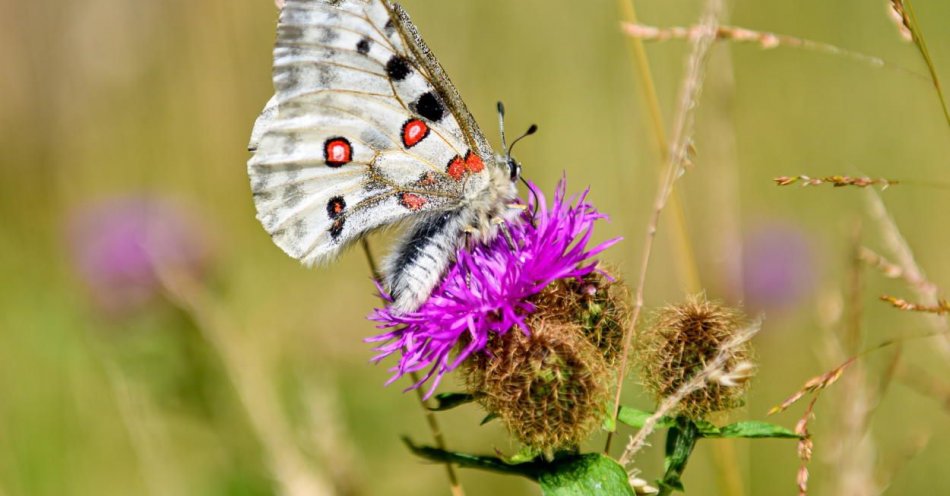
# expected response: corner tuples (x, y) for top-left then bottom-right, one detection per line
(248, 0), (522, 312)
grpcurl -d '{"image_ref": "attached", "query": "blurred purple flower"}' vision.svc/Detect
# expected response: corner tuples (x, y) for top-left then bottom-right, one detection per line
(67, 196), (211, 315)
(368, 178), (620, 398)
(741, 222), (815, 313)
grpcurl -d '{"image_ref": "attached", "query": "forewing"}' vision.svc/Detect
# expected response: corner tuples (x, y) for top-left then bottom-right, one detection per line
(249, 0), (490, 265)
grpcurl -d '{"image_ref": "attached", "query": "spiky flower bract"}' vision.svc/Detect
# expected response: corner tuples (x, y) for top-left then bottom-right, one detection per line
(464, 270), (629, 455)
(638, 296), (753, 419)
(368, 178), (620, 398)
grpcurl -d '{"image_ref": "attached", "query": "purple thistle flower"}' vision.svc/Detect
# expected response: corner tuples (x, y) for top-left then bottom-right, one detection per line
(367, 177), (621, 398)
(66, 195), (212, 316)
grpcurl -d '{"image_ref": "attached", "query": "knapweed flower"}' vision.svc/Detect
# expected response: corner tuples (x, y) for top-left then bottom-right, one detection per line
(638, 296), (754, 419)
(368, 178), (621, 398)
(67, 195), (212, 315)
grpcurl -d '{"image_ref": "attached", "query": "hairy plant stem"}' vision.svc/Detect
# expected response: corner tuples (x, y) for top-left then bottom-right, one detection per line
(616, 0), (703, 295)
(606, 0), (723, 454)
(360, 239), (465, 496)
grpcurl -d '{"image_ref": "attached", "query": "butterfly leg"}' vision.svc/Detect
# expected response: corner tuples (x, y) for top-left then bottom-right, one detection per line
(508, 202), (534, 227)
(493, 218), (518, 250)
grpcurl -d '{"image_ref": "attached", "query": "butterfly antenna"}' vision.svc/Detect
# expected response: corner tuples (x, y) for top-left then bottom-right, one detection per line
(509, 124), (540, 222)
(497, 101), (509, 152)
(508, 124), (537, 157)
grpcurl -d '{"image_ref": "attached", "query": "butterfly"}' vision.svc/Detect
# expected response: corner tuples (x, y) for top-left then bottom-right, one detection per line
(248, 0), (533, 312)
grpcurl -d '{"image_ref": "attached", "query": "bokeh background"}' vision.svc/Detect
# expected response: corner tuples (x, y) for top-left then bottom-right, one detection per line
(2, 0), (949, 494)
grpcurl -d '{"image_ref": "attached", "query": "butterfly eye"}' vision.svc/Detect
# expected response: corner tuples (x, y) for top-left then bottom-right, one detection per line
(508, 158), (521, 181)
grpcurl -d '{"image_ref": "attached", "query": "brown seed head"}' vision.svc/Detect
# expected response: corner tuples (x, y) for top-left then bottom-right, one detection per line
(638, 296), (754, 418)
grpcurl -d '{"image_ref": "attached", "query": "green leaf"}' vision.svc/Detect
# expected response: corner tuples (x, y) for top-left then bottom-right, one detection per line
(403, 439), (634, 495)
(428, 392), (476, 411)
(537, 455), (636, 496)
(713, 421), (801, 439)
(659, 418), (699, 495)
(480, 413), (499, 425)
(602, 413), (617, 433)
(693, 420), (720, 437)
(617, 406), (675, 430)
(402, 438), (532, 476)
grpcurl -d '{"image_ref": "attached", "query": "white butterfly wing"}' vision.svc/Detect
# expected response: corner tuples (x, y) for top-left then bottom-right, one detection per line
(249, 0), (491, 265)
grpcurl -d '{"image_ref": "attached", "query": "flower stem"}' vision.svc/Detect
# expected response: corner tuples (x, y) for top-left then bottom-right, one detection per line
(410, 371), (466, 496)
(658, 418), (700, 496)
(359, 239), (465, 496)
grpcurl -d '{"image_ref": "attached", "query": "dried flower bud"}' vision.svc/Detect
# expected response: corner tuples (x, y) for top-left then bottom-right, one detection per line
(638, 296), (754, 418)
(463, 272), (629, 455)
(532, 270), (630, 366)
(630, 477), (660, 495)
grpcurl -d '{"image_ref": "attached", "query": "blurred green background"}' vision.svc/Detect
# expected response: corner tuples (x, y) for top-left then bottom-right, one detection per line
(2, 0), (949, 494)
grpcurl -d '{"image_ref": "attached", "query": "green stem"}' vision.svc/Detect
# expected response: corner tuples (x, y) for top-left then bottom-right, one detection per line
(658, 418), (701, 496)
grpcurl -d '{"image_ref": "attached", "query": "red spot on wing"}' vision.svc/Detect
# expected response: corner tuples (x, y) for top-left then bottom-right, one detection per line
(324, 138), (352, 167)
(465, 152), (484, 173)
(446, 155), (466, 181)
(399, 193), (428, 211)
(401, 119), (430, 148)
(419, 172), (437, 186)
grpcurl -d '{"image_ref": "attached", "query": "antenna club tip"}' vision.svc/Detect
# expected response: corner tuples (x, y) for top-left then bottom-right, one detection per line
(527, 124), (539, 135)
(497, 101), (506, 115)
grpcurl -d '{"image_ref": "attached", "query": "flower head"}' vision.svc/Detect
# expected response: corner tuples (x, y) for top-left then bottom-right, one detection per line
(638, 296), (754, 418)
(463, 270), (629, 454)
(368, 178), (620, 397)
(66, 195), (212, 315)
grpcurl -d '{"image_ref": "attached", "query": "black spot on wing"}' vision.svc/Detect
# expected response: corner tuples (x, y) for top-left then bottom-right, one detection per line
(385, 56), (412, 81)
(356, 37), (372, 55)
(327, 196), (346, 219)
(412, 92), (445, 122)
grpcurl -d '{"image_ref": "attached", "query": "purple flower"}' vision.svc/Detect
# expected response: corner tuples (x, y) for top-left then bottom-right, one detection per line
(740, 221), (816, 313)
(67, 195), (212, 315)
(368, 178), (620, 397)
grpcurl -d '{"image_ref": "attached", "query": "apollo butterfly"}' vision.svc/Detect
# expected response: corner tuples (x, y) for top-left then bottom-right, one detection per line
(248, 0), (528, 312)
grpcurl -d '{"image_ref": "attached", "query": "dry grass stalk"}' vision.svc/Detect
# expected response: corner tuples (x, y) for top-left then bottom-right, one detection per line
(622, 22), (902, 72)
(881, 294), (950, 315)
(774, 175), (899, 188)
(155, 267), (336, 496)
(886, 0), (950, 129)
(895, 362), (950, 414)
(887, 0), (914, 42)
(618, 319), (761, 468)
(794, 397), (818, 496)
(859, 246), (937, 293)
(359, 240), (465, 496)
(865, 189), (950, 352)
(769, 357), (856, 416)
(606, 0), (724, 453)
